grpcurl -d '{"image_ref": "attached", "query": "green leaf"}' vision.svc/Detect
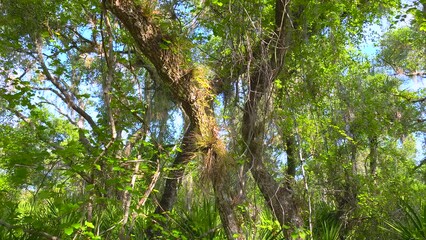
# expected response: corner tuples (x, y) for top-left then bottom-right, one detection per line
(159, 42), (169, 50)
(84, 231), (95, 237)
(162, 39), (172, 44)
(64, 227), (74, 235)
(212, 0), (223, 7)
(72, 223), (81, 229)
(94, 164), (101, 171)
(85, 221), (95, 229)
(420, 22), (426, 32)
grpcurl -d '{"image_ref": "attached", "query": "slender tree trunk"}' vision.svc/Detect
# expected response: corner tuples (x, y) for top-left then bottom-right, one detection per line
(242, 68), (303, 232)
(369, 136), (378, 176)
(285, 136), (297, 180)
(154, 125), (197, 213)
(120, 156), (140, 240)
(238, 0), (304, 233)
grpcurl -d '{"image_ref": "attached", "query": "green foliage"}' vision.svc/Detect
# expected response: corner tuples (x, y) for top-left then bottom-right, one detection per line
(0, 0), (425, 239)
(251, 212), (287, 240)
(312, 203), (342, 240)
(385, 201), (426, 239)
(173, 199), (221, 239)
(379, 27), (426, 73)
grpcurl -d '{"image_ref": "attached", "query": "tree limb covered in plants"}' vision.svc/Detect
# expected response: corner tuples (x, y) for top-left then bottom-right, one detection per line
(104, 0), (243, 237)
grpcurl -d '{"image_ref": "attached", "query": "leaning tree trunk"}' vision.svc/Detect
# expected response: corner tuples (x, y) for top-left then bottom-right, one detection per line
(105, 1), (243, 238)
(242, 69), (303, 233)
(240, 0), (303, 234)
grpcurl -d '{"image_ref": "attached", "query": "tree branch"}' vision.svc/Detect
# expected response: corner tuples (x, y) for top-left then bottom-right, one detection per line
(412, 96), (426, 103)
(0, 219), (60, 240)
(414, 158), (426, 171)
(101, 9), (118, 140)
(34, 38), (99, 132)
(38, 100), (76, 125)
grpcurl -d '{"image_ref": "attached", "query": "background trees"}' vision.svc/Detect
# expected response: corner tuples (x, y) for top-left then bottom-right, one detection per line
(0, 0), (425, 239)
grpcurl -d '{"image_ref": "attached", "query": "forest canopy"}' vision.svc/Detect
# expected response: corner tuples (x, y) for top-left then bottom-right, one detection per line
(0, 0), (425, 239)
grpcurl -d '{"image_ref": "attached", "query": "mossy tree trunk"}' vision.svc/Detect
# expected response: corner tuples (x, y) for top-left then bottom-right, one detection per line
(105, 1), (243, 238)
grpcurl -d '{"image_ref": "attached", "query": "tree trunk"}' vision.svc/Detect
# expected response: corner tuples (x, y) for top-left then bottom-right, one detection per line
(240, 0), (304, 232)
(154, 124), (197, 213)
(242, 84), (303, 230)
(105, 1), (243, 238)
(369, 136), (378, 176)
(286, 136), (297, 180)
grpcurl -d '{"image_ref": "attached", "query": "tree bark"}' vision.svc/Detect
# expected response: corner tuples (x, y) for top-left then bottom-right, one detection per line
(154, 125), (197, 213)
(242, 73), (303, 229)
(240, 0), (303, 233)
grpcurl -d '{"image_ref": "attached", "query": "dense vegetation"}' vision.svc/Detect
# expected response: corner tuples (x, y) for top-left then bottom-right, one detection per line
(0, 0), (425, 239)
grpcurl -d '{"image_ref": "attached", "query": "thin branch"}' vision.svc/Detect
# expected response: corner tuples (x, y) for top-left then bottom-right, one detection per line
(112, 93), (146, 124)
(184, 0), (207, 34)
(123, 127), (147, 156)
(70, 27), (96, 46)
(137, 159), (161, 209)
(32, 161), (59, 203)
(8, 108), (33, 126)
(133, 54), (162, 84)
(34, 38), (98, 131)
(0, 219), (60, 240)
(38, 100), (77, 125)
(414, 158), (426, 171)
(101, 9), (118, 140)
(412, 96), (426, 103)
(128, 159), (160, 235)
(34, 89), (93, 150)
(33, 87), (67, 102)
(93, 140), (115, 166)
(120, 155), (142, 239)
